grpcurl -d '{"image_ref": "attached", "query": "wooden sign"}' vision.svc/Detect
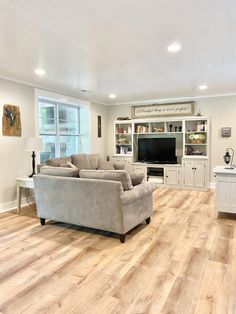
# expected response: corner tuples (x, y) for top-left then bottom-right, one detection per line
(2, 104), (21, 136)
(132, 102), (194, 118)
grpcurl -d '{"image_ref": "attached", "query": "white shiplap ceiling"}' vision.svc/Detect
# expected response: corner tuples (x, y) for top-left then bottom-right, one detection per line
(0, 0), (235, 104)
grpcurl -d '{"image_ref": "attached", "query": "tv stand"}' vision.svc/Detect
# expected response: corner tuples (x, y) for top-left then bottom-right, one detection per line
(132, 162), (182, 188)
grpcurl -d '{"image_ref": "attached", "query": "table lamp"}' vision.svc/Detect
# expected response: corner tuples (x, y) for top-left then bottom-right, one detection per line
(25, 137), (43, 177)
(223, 148), (235, 169)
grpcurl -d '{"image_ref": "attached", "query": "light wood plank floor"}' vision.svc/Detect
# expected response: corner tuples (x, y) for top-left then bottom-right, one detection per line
(1, 188), (236, 314)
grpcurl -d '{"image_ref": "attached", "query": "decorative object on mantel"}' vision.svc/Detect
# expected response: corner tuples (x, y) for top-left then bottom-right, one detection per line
(117, 117), (131, 120)
(2, 104), (21, 136)
(132, 102), (194, 118)
(25, 137), (43, 177)
(223, 148), (235, 169)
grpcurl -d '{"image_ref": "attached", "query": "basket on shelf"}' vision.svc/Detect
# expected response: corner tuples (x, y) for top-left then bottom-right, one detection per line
(188, 133), (205, 144)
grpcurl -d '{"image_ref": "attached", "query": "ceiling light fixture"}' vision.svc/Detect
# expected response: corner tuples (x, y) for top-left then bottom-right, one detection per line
(109, 94), (116, 99)
(198, 85), (208, 90)
(35, 68), (46, 76)
(167, 42), (182, 53)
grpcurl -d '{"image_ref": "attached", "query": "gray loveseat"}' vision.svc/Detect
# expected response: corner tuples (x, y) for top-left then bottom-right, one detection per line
(34, 156), (156, 242)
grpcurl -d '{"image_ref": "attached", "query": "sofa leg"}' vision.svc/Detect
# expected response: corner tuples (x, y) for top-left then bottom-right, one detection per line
(120, 234), (126, 243)
(146, 217), (151, 224)
(40, 218), (45, 225)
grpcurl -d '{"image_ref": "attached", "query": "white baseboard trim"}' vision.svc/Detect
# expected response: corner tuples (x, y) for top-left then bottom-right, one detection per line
(0, 197), (27, 213)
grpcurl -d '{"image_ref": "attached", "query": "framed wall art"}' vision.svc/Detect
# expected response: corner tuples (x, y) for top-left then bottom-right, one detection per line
(132, 102), (194, 119)
(2, 104), (21, 136)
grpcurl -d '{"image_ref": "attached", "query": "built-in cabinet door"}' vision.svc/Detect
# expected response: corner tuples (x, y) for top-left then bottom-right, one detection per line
(165, 167), (181, 186)
(230, 182), (236, 213)
(132, 165), (146, 175)
(183, 161), (195, 187)
(216, 180), (230, 212)
(194, 161), (206, 188)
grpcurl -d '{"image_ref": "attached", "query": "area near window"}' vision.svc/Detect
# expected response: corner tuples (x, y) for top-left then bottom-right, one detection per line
(38, 97), (89, 163)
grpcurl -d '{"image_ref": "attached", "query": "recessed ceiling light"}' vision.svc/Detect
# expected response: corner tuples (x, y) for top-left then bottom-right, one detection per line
(198, 85), (208, 90)
(167, 42), (182, 53)
(109, 94), (116, 99)
(35, 68), (46, 76)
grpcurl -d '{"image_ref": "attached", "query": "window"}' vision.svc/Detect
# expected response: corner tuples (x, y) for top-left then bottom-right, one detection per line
(39, 98), (83, 163)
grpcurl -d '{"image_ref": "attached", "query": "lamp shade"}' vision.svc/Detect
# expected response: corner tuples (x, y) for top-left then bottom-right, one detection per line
(25, 137), (43, 152)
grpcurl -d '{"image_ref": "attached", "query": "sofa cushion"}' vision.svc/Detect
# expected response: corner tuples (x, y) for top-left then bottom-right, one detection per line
(88, 154), (101, 169)
(46, 157), (72, 167)
(40, 166), (79, 177)
(72, 154), (91, 170)
(98, 159), (115, 170)
(79, 169), (133, 191)
(130, 173), (145, 186)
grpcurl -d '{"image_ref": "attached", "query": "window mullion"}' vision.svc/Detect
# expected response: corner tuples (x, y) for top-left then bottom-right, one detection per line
(55, 103), (60, 157)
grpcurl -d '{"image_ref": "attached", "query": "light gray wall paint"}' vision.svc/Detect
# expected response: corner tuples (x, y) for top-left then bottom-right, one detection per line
(0, 78), (35, 210)
(90, 102), (108, 158)
(0, 79), (107, 210)
(106, 97), (236, 182)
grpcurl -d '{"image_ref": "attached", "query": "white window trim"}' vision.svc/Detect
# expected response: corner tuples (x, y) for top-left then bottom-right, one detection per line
(34, 88), (91, 162)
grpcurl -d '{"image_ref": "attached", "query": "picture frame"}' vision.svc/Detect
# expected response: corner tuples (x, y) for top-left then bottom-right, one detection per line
(131, 102), (194, 119)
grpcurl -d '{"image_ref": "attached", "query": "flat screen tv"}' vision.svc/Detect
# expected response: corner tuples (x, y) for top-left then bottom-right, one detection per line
(138, 137), (177, 164)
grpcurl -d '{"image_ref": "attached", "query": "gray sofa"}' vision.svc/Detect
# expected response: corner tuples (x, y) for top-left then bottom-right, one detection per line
(33, 169), (156, 243)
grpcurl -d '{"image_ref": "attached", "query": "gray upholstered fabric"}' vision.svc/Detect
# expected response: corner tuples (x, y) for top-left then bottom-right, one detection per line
(98, 159), (115, 170)
(40, 166), (79, 177)
(79, 169), (133, 191)
(71, 154), (91, 170)
(46, 157), (72, 167)
(88, 154), (101, 169)
(33, 174), (156, 236)
(130, 173), (145, 186)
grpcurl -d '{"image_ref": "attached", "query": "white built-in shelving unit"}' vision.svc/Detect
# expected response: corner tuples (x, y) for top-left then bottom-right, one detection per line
(112, 116), (210, 191)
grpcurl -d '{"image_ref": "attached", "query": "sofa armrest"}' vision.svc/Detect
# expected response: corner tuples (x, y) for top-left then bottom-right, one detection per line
(37, 163), (46, 173)
(121, 182), (156, 205)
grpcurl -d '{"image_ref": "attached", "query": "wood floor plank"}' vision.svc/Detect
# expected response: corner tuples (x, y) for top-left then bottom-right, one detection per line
(0, 188), (236, 313)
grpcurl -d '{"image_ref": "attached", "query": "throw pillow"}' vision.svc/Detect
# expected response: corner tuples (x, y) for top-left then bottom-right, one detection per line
(46, 157), (72, 167)
(71, 154), (91, 170)
(40, 166), (79, 177)
(66, 161), (77, 168)
(88, 154), (101, 169)
(130, 173), (145, 186)
(98, 159), (115, 170)
(79, 169), (133, 191)
(46, 159), (59, 167)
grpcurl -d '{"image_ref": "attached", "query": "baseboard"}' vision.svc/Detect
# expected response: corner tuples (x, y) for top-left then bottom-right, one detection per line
(0, 197), (27, 213)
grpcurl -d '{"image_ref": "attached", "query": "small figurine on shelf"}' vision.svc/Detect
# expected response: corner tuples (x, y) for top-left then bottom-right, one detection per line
(169, 124), (173, 132)
(174, 126), (178, 132)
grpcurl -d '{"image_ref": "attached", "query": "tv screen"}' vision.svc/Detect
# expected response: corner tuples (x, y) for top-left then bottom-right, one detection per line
(138, 138), (177, 164)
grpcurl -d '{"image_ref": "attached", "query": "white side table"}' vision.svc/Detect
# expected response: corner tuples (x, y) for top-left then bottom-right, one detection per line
(16, 177), (34, 213)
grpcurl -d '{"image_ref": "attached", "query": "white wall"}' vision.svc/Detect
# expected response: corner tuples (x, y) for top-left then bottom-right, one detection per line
(0, 79), (107, 211)
(106, 96), (236, 183)
(90, 102), (108, 158)
(0, 78), (35, 211)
